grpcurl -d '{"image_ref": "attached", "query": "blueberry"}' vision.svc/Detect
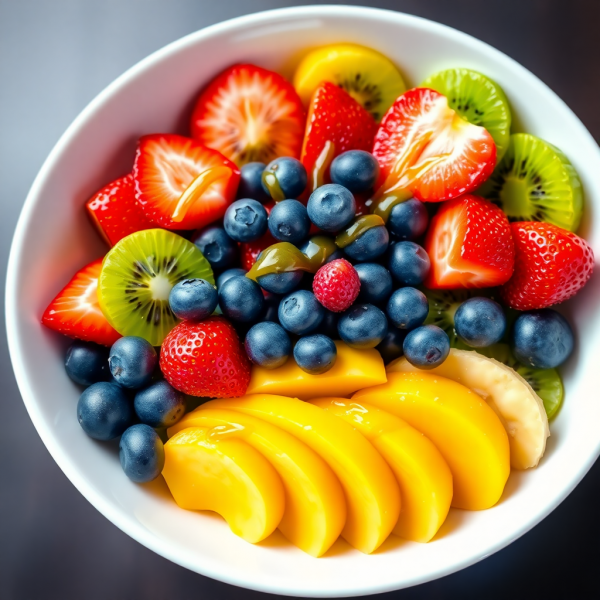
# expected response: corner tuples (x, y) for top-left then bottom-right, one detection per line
(454, 297), (506, 348)
(65, 341), (109, 386)
(257, 271), (304, 294)
(307, 184), (356, 233)
(119, 424), (165, 483)
(223, 199), (268, 242)
(387, 199), (429, 241)
(191, 226), (238, 271)
(294, 334), (337, 374)
(245, 322), (291, 368)
(77, 382), (133, 440)
(354, 263), (393, 305)
(169, 278), (218, 322)
(319, 310), (339, 338)
(109, 337), (157, 390)
(217, 268), (247, 289)
(218, 276), (264, 323)
(262, 292), (281, 323)
(512, 309), (574, 369)
(376, 328), (407, 365)
(403, 325), (450, 369)
(330, 150), (379, 193)
(388, 241), (430, 286)
(134, 380), (186, 428)
(344, 225), (390, 262)
(237, 161), (270, 203)
(278, 290), (325, 335)
(338, 304), (388, 349)
(386, 287), (429, 330)
(268, 200), (310, 244)
(262, 157), (307, 200)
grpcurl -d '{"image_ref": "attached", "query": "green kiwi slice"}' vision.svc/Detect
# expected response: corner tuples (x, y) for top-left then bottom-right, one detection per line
(421, 288), (473, 349)
(420, 68), (512, 162)
(477, 343), (564, 420)
(98, 229), (214, 346)
(478, 133), (583, 232)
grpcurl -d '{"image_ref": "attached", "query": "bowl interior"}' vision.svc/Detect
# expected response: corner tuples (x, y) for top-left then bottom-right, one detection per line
(7, 6), (600, 597)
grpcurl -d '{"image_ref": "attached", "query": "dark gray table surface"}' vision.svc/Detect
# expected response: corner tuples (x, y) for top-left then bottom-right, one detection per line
(2, 1), (599, 599)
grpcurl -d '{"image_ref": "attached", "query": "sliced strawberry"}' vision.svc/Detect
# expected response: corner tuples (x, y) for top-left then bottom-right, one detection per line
(42, 258), (121, 346)
(501, 221), (594, 310)
(424, 195), (515, 289)
(133, 134), (240, 230)
(372, 88), (496, 203)
(239, 230), (277, 271)
(86, 173), (153, 246)
(191, 64), (305, 166)
(302, 82), (377, 192)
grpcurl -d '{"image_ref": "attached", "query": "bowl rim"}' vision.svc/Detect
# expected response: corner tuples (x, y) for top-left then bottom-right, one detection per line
(6, 4), (600, 597)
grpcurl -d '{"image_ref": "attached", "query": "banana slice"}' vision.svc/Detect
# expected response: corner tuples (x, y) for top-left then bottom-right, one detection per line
(387, 349), (549, 469)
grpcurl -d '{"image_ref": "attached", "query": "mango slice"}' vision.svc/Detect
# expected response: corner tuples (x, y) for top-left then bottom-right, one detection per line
(311, 397), (453, 543)
(354, 372), (510, 510)
(168, 408), (346, 557)
(246, 341), (386, 400)
(206, 394), (401, 554)
(163, 427), (284, 543)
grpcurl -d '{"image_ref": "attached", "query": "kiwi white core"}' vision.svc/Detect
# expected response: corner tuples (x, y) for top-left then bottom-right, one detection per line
(149, 275), (174, 301)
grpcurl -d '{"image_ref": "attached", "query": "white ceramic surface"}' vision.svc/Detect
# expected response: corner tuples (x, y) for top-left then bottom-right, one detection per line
(6, 5), (600, 597)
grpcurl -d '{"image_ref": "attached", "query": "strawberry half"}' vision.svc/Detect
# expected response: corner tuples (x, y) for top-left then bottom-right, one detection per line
(372, 88), (496, 203)
(239, 230), (277, 271)
(133, 134), (240, 230)
(424, 194), (515, 289)
(41, 258), (121, 346)
(86, 173), (153, 246)
(501, 221), (594, 310)
(302, 82), (377, 192)
(191, 64), (305, 166)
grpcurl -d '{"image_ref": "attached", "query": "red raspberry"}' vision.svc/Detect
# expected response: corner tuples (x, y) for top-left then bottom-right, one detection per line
(313, 258), (361, 312)
(160, 317), (251, 398)
(500, 221), (594, 310)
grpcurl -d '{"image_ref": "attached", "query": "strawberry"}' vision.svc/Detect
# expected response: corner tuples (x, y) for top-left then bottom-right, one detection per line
(239, 230), (276, 271)
(501, 221), (594, 310)
(313, 258), (361, 312)
(160, 317), (251, 398)
(86, 173), (153, 246)
(133, 134), (240, 230)
(191, 64), (305, 166)
(424, 195), (515, 289)
(372, 88), (496, 203)
(41, 258), (121, 346)
(301, 82), (377, 192)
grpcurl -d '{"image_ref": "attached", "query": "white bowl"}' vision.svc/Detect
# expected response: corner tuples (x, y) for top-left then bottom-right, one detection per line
(7, 5), (600, 597)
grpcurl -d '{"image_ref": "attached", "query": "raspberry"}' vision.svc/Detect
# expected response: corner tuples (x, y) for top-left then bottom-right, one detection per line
(313, 258), (361, 312)
(160, 317), (250, 398)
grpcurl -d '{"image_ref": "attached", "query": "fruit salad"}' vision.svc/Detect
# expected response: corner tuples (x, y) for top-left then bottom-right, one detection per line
(42, 43), (594, 557)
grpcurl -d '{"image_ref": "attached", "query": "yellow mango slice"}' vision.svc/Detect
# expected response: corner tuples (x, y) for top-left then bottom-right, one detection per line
(205, 394), (400, 554)
(311, 397), (452, 543)
(354, 372), (510, 510)
(163, 427), (284, 544)
(168, 408), (346, 557)
(246, 341), (386, 400)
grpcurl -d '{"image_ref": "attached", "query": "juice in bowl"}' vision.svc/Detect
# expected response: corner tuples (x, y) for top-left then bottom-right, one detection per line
(7, 6), (599, 597)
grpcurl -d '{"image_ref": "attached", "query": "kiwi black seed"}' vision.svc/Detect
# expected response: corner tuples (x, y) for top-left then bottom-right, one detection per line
(98, 229), (214, 346)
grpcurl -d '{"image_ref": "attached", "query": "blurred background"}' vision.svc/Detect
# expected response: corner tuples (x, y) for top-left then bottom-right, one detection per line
(2, 1), (599, 598)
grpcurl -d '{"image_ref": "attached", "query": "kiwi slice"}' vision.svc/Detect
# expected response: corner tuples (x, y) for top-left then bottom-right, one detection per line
(98, 229), (214, 346)
(478, 343), (564, 420)
(421, 68), (511, 162)
(478, 133), (583, 232)
(421, 288), (473, 349)
(293, 43), (406, 121)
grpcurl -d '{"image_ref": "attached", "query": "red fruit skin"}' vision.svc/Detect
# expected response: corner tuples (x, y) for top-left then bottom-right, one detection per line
(239, 230), (277, 271)
(160, 317), (251, 398)
(425, 195), (515, 289)
(191, 64), (306, 166)
(41, 258), (121, 346)
(501, 221), (594, 310)
(372, 88), (496, 202)
(313, 258), (361, 313)
(301, 82), (377, 192)
(86, 173), (154, 246)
